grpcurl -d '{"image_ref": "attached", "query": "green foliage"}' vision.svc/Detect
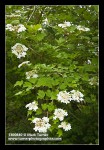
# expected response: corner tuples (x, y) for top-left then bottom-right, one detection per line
(14, 80), (23, 87)
(57, 129), (63, 137)
(6, 5), (99, 145)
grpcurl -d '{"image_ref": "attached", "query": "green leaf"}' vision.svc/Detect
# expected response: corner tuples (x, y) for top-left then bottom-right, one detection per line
(53, 118), (59, 124)
(41, 103), (48, 110)
(11, 20), (20, 25)
(48, 125), (55, 132)
(48, 103), (55, 112)
(37, 90), (45, 99)
(49, 115), (54, 120)
(52, 79), (60, 86)
(29, 78), (37, 84)
(57, 129), (63, 137)
(56, 37), (65, 44)
(50, 91), (57, 100)
(68, 25), (76, 31)
(14, 80), (23, 87)
(34, 24), (42, 31)
(92, 36), (98, 42)
(45, 90), (52, 98)
(59, 83), (67, 90)
(35, 108), (42, 115)
(36, 77), (53, 88)
(94, 5), (98, 12)
(36, 32), (46, 41)
(23, 82), (32, 88)
(28, 116), (35, 121)
(27, 110), (33, 116)
(15, 91), (24, 96)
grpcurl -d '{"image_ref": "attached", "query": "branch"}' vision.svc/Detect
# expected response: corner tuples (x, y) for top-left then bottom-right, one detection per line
(27, 6), (36, 23)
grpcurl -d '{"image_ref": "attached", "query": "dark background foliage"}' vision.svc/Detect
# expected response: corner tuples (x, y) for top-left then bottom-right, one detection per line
(6, 5), (99, 145)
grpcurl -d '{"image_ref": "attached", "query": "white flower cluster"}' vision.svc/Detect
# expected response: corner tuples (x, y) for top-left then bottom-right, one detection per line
(57, 91), (72, 104)
(32, 117), (51, 133)
(70, 90), (84, 102)
(11, 43), (28, 59)
(42, 18), (49, 25)
(58, 21), (71, 28)
(57, 90), (84, 103)
(25, 101), (38, 111)
(76, 25), (90, 31)
(18, 61), (31, 68)
(53, 108), (68, 121)
(87, 59), (91, 64)
(58, 121), (71, 131)
(89, 77), (98, 86)
(6, 24), (26, 32)
(26, 70), (39, 79)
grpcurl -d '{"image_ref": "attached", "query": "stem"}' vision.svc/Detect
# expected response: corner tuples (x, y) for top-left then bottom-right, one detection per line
(28, 46), (41, 56)
(47, 111), (48, 117)
(68, 110), (81, 122)
(27, 6), (36, 23)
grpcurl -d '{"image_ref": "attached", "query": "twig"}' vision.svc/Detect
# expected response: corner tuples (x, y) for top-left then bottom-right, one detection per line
(47, 111), (48, 117)
(27, 6), (36, 23)
(28, 46), (41, 56)
(68, 110), (81, 122)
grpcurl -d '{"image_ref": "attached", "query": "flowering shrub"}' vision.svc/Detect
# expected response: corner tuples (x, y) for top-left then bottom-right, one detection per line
(6, 5), (98, 144)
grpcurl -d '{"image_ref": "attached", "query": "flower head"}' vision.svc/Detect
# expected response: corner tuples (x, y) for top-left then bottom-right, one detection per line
(11, 43), (28, 59)
(6, 24), (14, 31)
(89, 77), (98, 86)
(87, 59), (91, 64)
(32, 117), (51, 133)
(25, 101), (38, 111)
(69, 90), (84, 102)
(26, 70), (38, 79)
(6, 24), (26, 32)
(43, 18), (49, 25)
(53, 108), (68, 121)
(17, 24), (26, 32)
(77, 25), (90, 31)
(58, 21), (71, 28)
(57, 91), (72, 104)
(58, 121), (71, 131)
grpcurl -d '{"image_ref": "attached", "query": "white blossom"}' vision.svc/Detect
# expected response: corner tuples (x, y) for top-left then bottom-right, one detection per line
(58, 121), (71, 131)
(32, 117), (51, 133)
(17, 24), (26, 32)
(87, 59), (91, 64)
(58, 21), (71, 28)
(6, 24), (26, 32)
(25, 101), (38, 111)
(69, 90), (84, 102)
(89, 77), (98, 85)
(26, 70), (39, 79)
(57, 91), (72, 104)
(18, 61), (31, 68)
(43, 18), (49, 25)
(11, 43), (28, 59)
(6, 24), (14, 31)
(53, 108), (68, 121)
(38, 28), (43, 31)
(77, 25), (90, 31)
(15, 10), (21, 13)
